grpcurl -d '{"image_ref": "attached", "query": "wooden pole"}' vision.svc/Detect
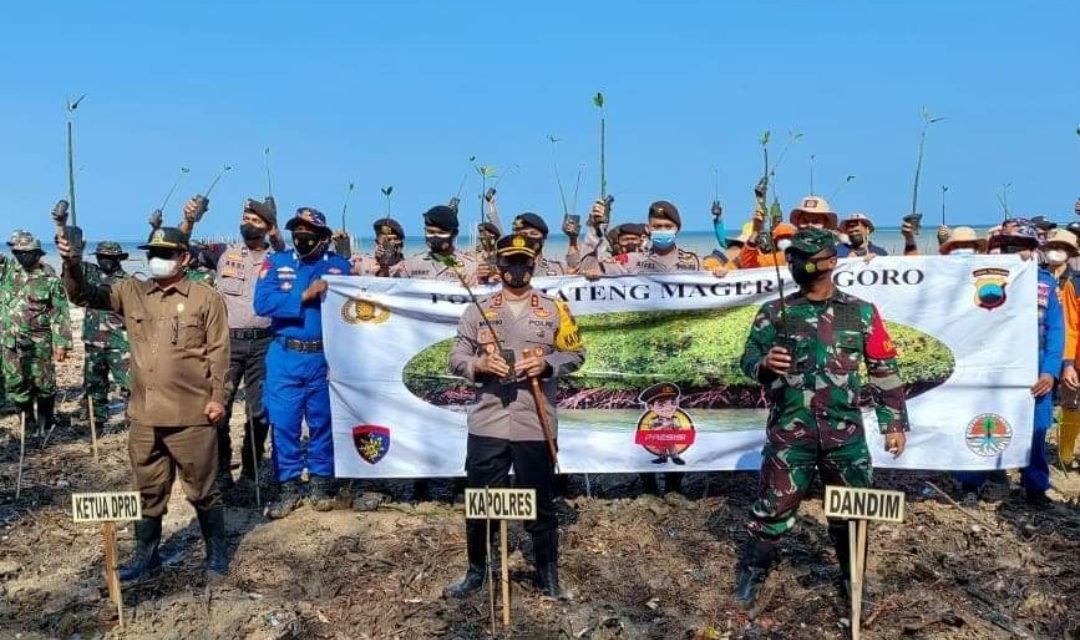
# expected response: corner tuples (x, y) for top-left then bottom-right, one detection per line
(500, 520), (510, 628)
(528, 348), (560, 473)
(849, 520), (864, 639)
(88, 397), (100, 462)
(247, 412), (261, 506)
(103, 521), (124, 626)
(16, 412), (27, 500)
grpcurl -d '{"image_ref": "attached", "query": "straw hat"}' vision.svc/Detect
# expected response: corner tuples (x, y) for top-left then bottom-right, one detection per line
(841, 213), (875, 233)
(1044, 229), (1079, 257)
(789, 195), (838, 230)
(940, 226), (988, 254)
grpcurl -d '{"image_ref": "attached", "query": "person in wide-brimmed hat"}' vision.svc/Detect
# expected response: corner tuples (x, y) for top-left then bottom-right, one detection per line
(837, 213), (889, 258)
(939, 227), (988, 255)
(1042, 228), (1080, 473)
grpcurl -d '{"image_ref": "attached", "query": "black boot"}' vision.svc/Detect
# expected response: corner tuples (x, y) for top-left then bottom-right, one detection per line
(829, 523), (873, 618)
(196, 504), (229, 579)
(640, 473), (660, 496)
(119, 517), (162, 583)
(266, 480), (303, 519)
(533, 529), (562, 598)
(308, 476), (336, 511)
(445, 520), (490, 598)
(240, 417), (269, 480)
(665, 472), (684, 495)
(15, 401), (35, 431)
(37, 395), (56, 435)
(733, 539), (776, 610)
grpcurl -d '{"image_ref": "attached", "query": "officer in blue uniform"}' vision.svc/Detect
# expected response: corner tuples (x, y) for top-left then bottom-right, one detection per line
(957, 219), (1063, 506)
(254, 207), (352, 519)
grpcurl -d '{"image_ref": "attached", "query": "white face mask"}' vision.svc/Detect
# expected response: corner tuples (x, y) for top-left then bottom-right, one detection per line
(949, 248), (975, 256)
(148, 257), (180, 279)
(777, 239), (792, 252)
(1046, 249), (1068, 265)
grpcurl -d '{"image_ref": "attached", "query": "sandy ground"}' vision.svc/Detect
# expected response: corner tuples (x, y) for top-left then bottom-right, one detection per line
(2, 308), (1080, 639)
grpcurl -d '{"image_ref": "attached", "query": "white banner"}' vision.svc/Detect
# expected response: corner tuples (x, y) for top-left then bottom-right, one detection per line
(325, 256), (1037, 478)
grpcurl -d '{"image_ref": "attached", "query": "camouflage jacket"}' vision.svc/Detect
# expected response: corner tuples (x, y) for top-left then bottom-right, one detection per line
(185, 266), (217, 287)
(81, 262), (129, 348)
(740, 290), (908, 447)
(1, 262), (73, 349)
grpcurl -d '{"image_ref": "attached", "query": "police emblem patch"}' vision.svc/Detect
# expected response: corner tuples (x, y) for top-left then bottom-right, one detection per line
(972, 268), (1009, 310)
(964, 413), (1013, 457)
(352, 425), (391, 464)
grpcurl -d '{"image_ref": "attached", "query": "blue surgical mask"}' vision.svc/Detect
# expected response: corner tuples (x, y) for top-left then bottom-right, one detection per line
(651, 230), (677, 250)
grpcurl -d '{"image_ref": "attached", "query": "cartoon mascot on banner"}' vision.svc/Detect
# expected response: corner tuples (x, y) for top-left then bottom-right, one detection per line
(634, 382), (696, 465)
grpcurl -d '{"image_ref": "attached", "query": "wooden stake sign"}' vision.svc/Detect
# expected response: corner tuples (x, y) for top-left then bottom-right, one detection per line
(465, 488), (537, 630)
(824, 486), (906, 640)
(72, 491), (142, 627)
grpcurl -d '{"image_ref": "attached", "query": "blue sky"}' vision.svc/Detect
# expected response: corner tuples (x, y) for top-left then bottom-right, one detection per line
(1, 1), (1078, 242)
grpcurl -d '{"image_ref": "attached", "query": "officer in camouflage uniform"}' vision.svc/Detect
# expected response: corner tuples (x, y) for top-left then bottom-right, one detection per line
(80, 241), (131, 425)
(2, 233), (73, 434)
(734, 227), (909, 613)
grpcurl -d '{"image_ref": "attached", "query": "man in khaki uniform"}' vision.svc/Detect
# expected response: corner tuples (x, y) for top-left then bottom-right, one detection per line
(445, 234), (585, 599)
(59, 226), (231, 582)
(511, 212), (570, 276)
(395, 205), (477, 282)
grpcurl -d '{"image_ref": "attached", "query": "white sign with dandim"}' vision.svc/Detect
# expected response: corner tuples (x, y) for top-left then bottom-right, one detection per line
(71, 492), (142, 523)
(464, 488), (537, 520)
(824, 486), (905, 523)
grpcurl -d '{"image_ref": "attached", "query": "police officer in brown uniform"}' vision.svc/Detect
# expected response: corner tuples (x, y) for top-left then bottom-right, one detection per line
(396, 205), (477, 281)
(511, 212), (570, 276)
(59, 227), (230, 581)
(445, 234), (586, 599)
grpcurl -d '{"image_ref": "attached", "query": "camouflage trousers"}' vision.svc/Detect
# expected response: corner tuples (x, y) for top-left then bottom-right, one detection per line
(2, 338), (57, 405)
(84, 343), (130, 421)
(748, 434), (873, 541)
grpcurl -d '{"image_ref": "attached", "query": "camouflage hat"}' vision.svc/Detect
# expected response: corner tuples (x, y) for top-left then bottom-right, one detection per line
(786, 227), (838, 256)
(138, 226), (190, 251)
(7, 229), (28, 247)
(989, 218), (1039, 249)
(10, 232), (42, 253)
(94, 241), (128, 257)
(495, 233), (540, 259)
(638, 382), (681, 405)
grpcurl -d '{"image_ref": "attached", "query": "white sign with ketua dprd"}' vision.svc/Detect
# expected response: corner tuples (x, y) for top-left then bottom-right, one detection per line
(71, 491), (142, 627)
(72, 491), (142, 523)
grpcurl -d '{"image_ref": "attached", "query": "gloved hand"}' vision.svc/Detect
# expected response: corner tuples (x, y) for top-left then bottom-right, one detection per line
(51, 200), (70, 226)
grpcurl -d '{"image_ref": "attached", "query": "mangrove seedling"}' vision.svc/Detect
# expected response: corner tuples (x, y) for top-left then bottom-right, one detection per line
(911, 107), (945, 218)
(204, 164), (232, 197)
(594, 91), (607, 199)
(829, 175), (857, 201)
(264, 147), (273, 198)
(548, 135), (570, 216)
(996, 182), (1012, 218)
(160, 166), (191, 211)
(65, 94), (86, 225)
(381, 185), (393, 216)
(941, 185), (949, 225)
(340, 181), (355, 231)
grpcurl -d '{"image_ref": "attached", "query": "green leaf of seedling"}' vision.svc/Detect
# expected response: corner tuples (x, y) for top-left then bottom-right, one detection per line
(468, 156), (476, 163)
(593, 92), (605, 109)
(1075, 125), (1080, 136)
(845, 175), (856, 182)
(548, 135), (561, 143)
(381, 185), (393, 197)
(759, 130), (771, 146)
(481, 166), (497, 178)
(434, 253), (457, 268)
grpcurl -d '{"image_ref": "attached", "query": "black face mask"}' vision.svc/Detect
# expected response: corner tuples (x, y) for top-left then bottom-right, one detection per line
(97, 257), (121, 274)
(292, 231), (324, 259)
(240, 223), (266, 242)
(14, 252), (39, 270)
(499, 263), (533, 288)
(426, 233), (454, 254)
(788, 252), (834, 286)
(847, 232), (865, 248)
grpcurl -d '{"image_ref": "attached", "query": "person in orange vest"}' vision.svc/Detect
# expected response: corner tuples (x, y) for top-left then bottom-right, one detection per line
(1045, 228), (1080, 471)
(738, 220), (796, 268)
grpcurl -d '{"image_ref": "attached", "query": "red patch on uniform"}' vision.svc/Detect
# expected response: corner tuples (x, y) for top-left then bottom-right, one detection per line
(615, 253), (629, 265)
(258, 259), (272, 279)
(866, 304), (897, 359)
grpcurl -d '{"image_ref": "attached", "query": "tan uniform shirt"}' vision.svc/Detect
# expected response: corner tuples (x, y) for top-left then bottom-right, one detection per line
(450, 290), (585, 441)
(533, 255), (568, 277)
(606, 247), (702, 274)
(396, 249), (478, 281)
(214, 243), (272, 329)
(62, 264), (230, 427)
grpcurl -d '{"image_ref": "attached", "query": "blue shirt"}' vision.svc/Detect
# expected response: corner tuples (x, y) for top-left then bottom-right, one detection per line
(253, 249), (352, 341)
(1037, 267), (1064, 379)
(836, 242), (888, 258)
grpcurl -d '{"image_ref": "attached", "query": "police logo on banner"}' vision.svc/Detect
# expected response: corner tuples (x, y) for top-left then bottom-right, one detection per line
(352, 425), (391, 464)
(972, 268), (1009, 310)
(341, 298), (390, 325)
(964, 413), (1013, 457)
